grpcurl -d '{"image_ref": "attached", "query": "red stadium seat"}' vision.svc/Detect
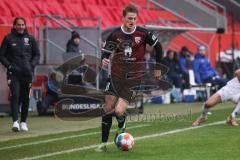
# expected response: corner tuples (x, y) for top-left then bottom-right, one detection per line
(0, 17), (9, 24)
(47, 1), (66, 17)
(0, 1), (13, 17)
(23, 1), (41, 15)
(33, 1), (50, 14)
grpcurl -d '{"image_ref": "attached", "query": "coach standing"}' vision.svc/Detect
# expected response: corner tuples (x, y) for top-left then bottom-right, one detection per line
(0, 17), (40, 132)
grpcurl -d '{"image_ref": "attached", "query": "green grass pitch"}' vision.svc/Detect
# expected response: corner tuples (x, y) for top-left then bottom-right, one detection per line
(0, 102), (239, 160)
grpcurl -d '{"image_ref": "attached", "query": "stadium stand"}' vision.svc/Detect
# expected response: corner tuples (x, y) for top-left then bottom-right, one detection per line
(0, 0), (239, 67)
(0, 0), (239, 55)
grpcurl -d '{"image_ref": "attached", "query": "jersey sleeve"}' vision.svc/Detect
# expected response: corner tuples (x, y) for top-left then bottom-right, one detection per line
(101, 33), (117, 59)
(145, 31), (158, 47)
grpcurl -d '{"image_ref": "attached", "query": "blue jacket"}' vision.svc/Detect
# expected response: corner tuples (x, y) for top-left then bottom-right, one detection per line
(46, 80), (59, 98)
(193, 53), (216, 84)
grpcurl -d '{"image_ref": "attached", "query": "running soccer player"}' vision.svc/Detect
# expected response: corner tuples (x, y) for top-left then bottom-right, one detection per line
(95, 4), (163, 151)
(192, 69), (240, 127)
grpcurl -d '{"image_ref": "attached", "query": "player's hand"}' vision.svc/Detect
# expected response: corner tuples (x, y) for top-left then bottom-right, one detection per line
(102, 58), (110, 68)
(154, 69), (162, 80)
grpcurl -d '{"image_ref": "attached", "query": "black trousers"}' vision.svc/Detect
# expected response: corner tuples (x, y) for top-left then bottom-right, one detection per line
(8, 74), (31, 122)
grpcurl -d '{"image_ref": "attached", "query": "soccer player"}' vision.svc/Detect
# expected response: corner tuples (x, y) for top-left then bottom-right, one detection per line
(192, 69), (240, 127)
(95, 4), (163, 151)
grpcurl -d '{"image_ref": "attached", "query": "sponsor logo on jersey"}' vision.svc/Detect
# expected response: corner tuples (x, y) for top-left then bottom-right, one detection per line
(123, 46), (136, 61)
(117, 38), (122, 43)
(124, 46), (132, 57)
(152, 34), (157, 41)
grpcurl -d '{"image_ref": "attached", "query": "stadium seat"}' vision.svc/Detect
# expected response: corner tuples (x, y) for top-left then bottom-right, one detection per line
(23, 1), (41, 15)
(47, 2), (66, 17)
(188, 69), (212, 100)
(33, 1), (50, 14)
(0, 1), (13, 17)
(0, 17), (9, 24)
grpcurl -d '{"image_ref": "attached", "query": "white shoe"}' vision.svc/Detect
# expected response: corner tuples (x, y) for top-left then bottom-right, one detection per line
(207, 111), (212, 115)
(12, 121), (20, 132)
(95, 143), (107, 152)
(20, 122), (29, 131)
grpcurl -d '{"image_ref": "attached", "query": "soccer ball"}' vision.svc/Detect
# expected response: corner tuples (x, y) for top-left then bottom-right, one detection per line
(115, 133), (135, 151)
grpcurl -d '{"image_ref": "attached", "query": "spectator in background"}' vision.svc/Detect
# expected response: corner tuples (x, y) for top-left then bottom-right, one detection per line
(66, 31), (82, 53)
(0, 17), (40, 132)
(179, 46), (194, 88)
(37, 72), (59, 116)
(193, 45), (227, 88)
(66, 31), (83, 85)
(162, 50), (182, 89)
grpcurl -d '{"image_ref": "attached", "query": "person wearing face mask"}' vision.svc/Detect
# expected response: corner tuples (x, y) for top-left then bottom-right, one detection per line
(0, 17), (40, 132)
(193, 45), (227, 89)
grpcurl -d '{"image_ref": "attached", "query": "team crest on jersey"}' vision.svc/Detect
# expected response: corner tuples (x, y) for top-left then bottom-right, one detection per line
(135, 37), (141, 44)
(24, 38), (30, 45)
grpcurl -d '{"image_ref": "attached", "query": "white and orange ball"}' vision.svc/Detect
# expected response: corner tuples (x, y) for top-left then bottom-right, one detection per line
(115, 133), (135, 151)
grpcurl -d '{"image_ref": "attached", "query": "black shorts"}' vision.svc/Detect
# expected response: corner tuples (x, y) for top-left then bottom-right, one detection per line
(104, 76), (136, 103)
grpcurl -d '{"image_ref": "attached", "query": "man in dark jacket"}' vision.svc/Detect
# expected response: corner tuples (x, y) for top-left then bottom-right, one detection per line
(0, 17), (40, 132)
(162, 50), (182, 88)
(179, 46), (194, 88)
(66, 31), (82, 53)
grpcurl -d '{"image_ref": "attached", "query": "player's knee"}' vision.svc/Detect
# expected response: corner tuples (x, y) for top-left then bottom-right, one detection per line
(205, 93), (221, 108)
(115, 109), (125, 117)
(205, 100), (214, 108)
(103, 104), (114, 113)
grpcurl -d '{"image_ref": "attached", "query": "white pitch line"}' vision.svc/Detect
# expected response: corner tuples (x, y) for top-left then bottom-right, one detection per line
(0, 124), (149, 151)
(135, 120), (225, 141)
(18, 120), (226, 160)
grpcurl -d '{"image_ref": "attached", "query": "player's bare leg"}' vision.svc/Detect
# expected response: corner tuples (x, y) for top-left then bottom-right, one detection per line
(114, 98), (128, 143)
(226, 102), (240, 126)
(115, 98), (128, 130)
(192, 93), (221, 127)
(103, 95), (117, 114)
